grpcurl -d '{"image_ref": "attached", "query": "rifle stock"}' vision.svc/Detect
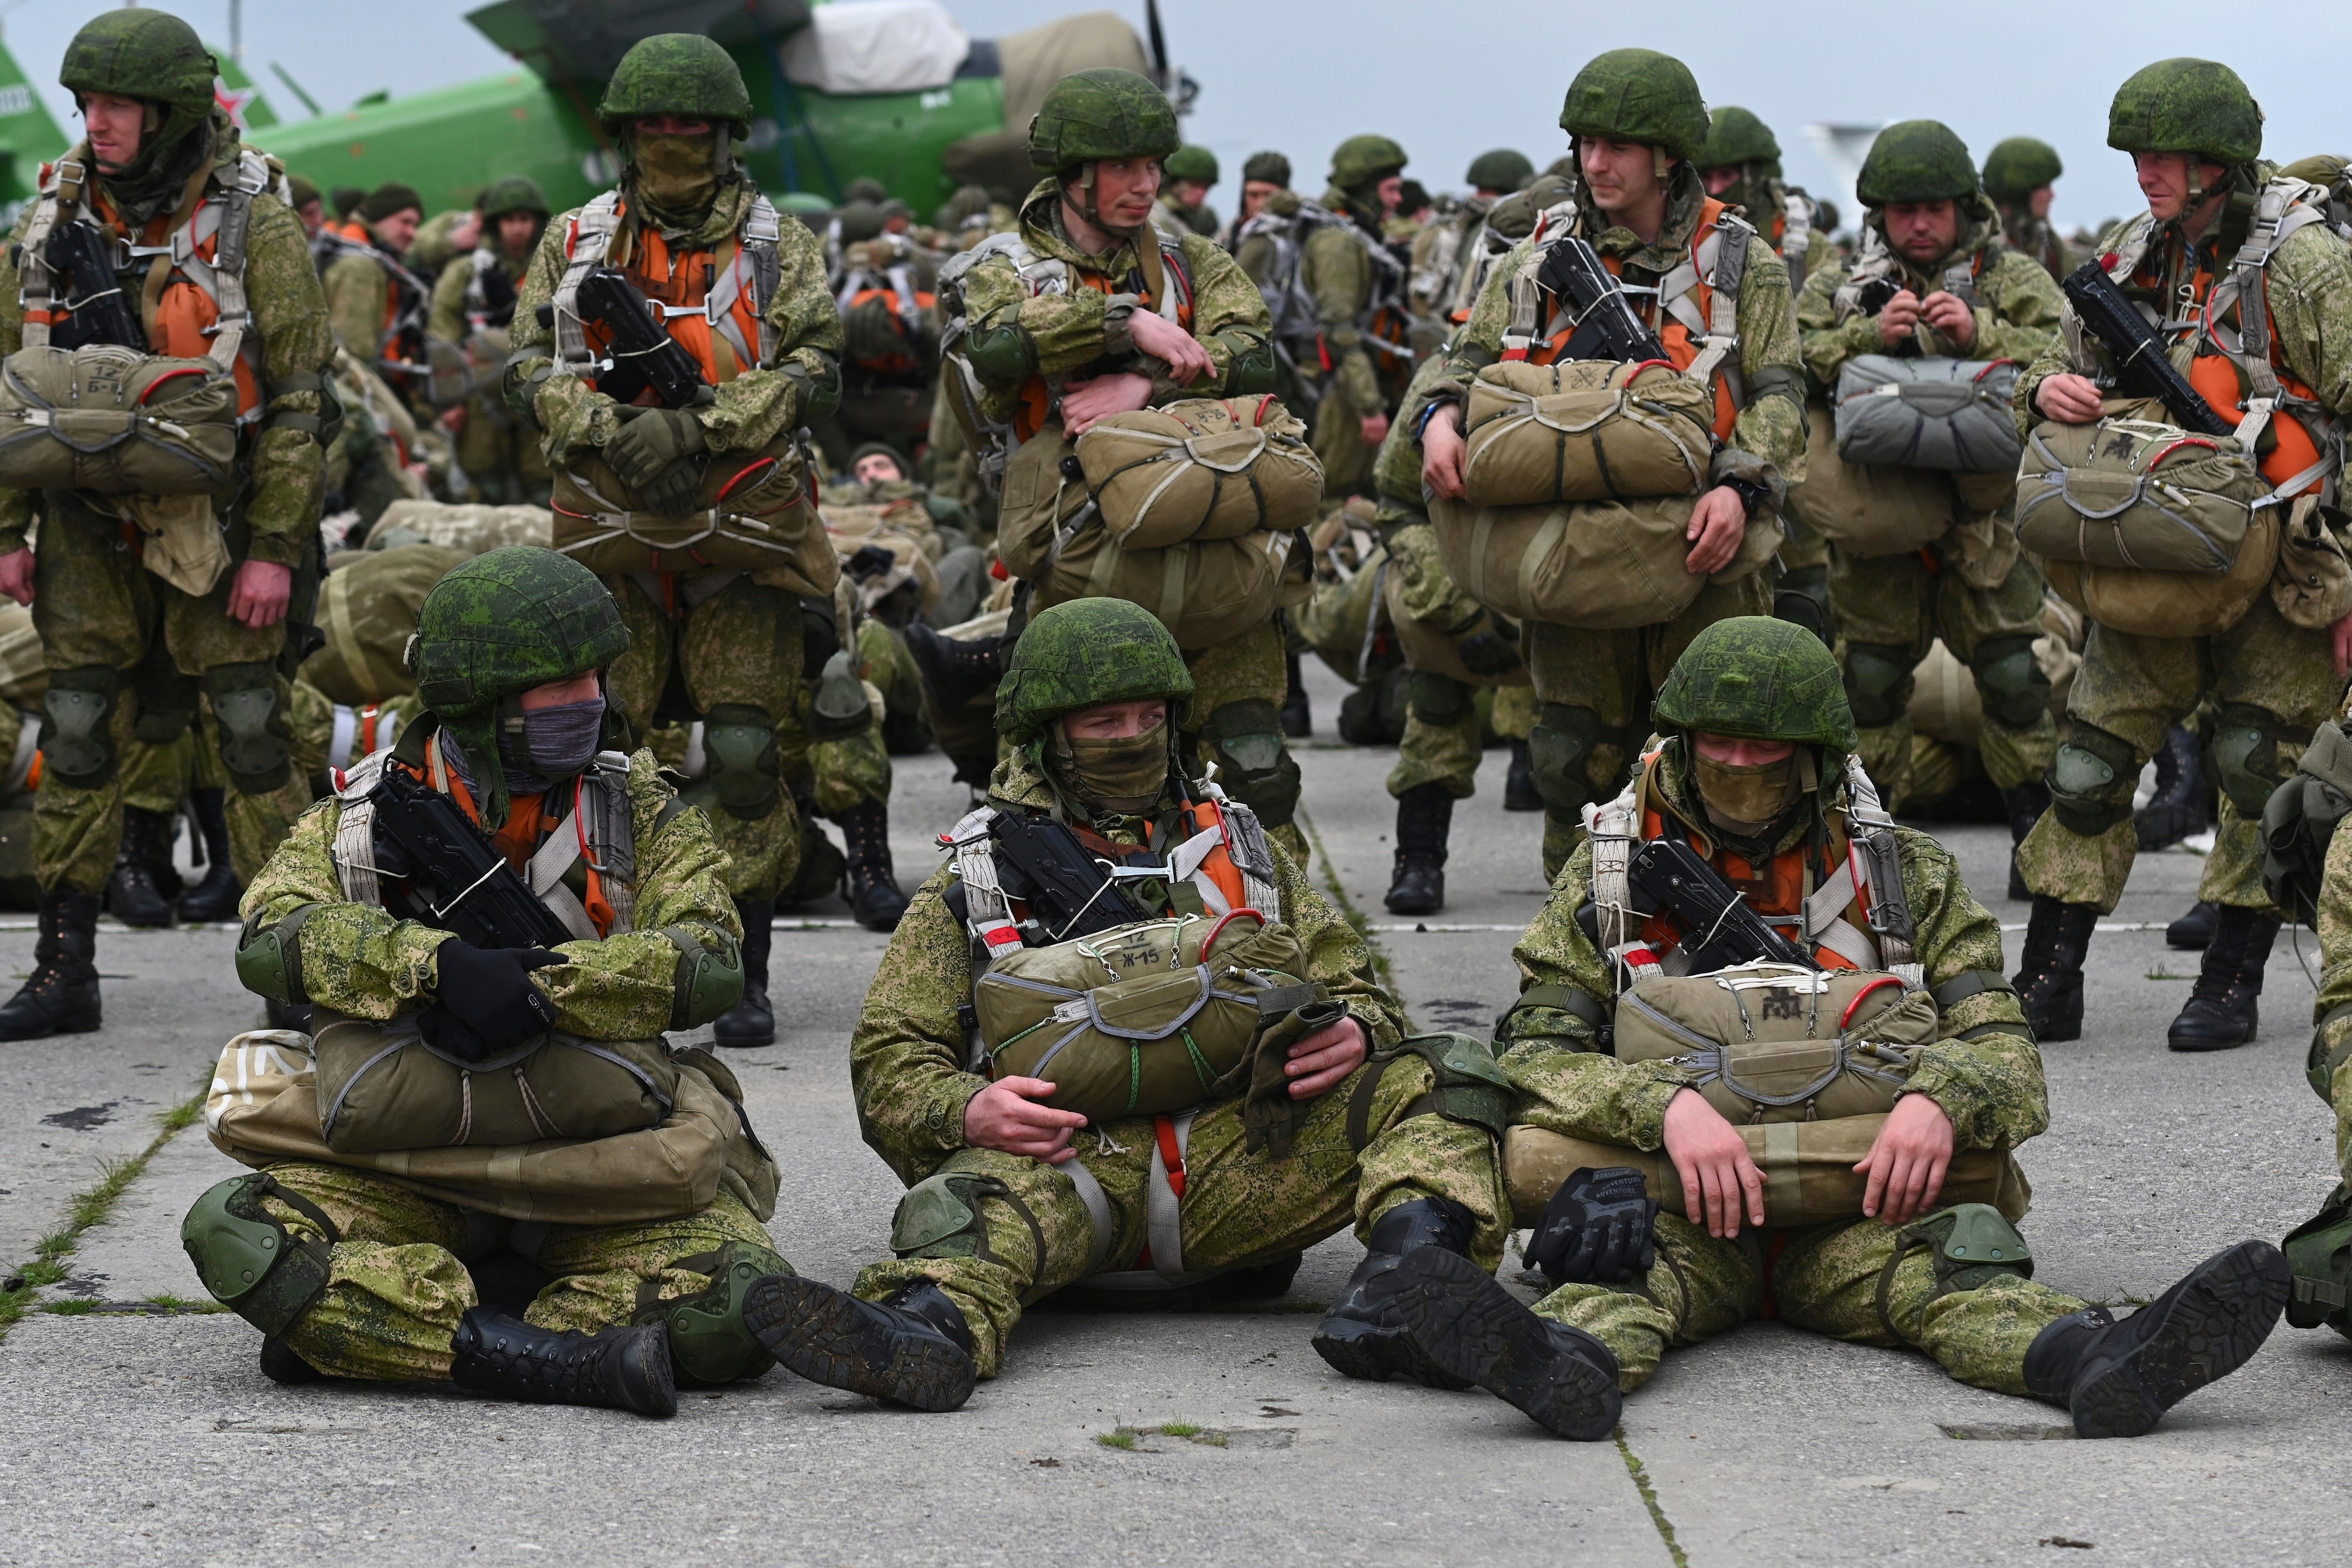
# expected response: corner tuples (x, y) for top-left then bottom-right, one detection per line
(1626, 835), (1821, 973)
(568, 265), (712, 410)
(1535, 235), (1671, 364)
(44, 222), (146, 350)
(366, 765), (575, 950)
(2059, 261), (2236, 438)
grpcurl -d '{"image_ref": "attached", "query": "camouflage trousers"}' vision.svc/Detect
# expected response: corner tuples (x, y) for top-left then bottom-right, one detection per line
(2018, 593), (2346, 913)
(1187, 617), (1308, 860)
(855, 1053), (1510, 1377)
(1535, 1211), (2085, 1395)
(776, 684), (893, 817)
(242, 1161), (783, 1382)
(454, 392), (550, 506)
(1384, 517), (1525, 801)
(1526, 573), (1775, 880)
(1829, 542), (2056, 801)
(1308, 373), (1379, 499)
(605, 570), (803, 900)
(30, 509), (308, 893)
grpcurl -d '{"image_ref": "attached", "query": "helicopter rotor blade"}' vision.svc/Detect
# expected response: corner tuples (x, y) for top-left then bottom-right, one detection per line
(1145, 0), (1170, 82)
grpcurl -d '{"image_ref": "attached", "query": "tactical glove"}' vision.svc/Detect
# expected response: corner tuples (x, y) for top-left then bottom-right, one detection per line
(604, 407), (708, 516)
(420, 940), (562, 1063)
(1524, 1166), (1658, 1285)
(1455, 624), (1523, 678)
(844, 544), (897, 584)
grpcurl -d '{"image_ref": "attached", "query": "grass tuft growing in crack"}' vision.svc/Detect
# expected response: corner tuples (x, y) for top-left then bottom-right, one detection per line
(1293, 806), (1401, 1002)
(1616, 1428), (1688, 1568)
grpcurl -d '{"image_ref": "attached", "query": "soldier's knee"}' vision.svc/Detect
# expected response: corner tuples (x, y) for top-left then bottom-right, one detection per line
(1772, 563), (1833, 646)
(1527, 703), (1615, 815)
(1407, 670), (1471, 726)
(41, 668), (120, 789)
(891, 1171), (1016, 1263)
(2212, 703), (2295, 819)
(181, 1174), (334, 1336)
(701, 703), (782, 819)
(807, 651), (874, 741)
(2046, 723), (2142, 835)
(204, 662), (291, 793)
(1906, 1204), (2034, 1296)
(1969, 635), (2050, 731)
(1843, 642), (1914, 729)
(1206, 698), (1301, 827)
(643, 1239), (792, 1386)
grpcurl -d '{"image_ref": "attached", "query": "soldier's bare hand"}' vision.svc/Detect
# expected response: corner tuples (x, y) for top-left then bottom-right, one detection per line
(1855, 1091), (1954, 1225)
(2334, 609), (2352, 678)
(0, 549), (33, 607)
(1129, 310), (1214, 385)
(1285, 1014), (1368, 1100)
(1684, 486), (1749, 574)
(1662, 1088), (1764, 1238)
(1060, 372), (1156, 435)
(226, 559), (293, 629)
(1421, 404), (1467, 499)
(1920, 290), (1976, 350)
(1878, 289), (1923, 345)
(964, 1076), (1087, 1163)
(2035, 373), (2106, 424)
(1359, 412), (1390, 448)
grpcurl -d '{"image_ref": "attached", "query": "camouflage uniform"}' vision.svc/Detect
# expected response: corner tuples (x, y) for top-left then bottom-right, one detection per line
(1982, 137), (2074, 283)
(1302, 136), (1412, 498)
(426, 178), (551, 504)
(321, 185), (431, 410)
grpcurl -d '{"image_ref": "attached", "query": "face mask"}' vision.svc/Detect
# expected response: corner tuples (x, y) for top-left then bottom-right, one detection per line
(1692, 752), (1800, 837)
(501, 696), (606, 793)
(1048, 718), (1169, 817)
(630, 133), (719, 219)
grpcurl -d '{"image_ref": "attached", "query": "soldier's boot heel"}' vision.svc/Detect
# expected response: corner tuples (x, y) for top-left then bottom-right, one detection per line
(1394, 1247), (1621, 1439)
(449, 1307), (678, 1418)
(742, 1275), (976, 1413)
(904, 623), (1003, 711)
(2011, 896), (2095, 1043)
(838, 802), (909, 932)
(2166, 905), (2280, 1053)
(2024, 1240), (2288, 1438)
(176, 786), (244, 922)
(106, 805), (177, 929)
(0, 890), (102, 1040)
(713, 898), (775, 1048)
(1310, 1196), (1477, 1389)
(1383, 783), (1452, 916)
(258, 1336), (325, 1385)
(1503, 738), (1544, 812)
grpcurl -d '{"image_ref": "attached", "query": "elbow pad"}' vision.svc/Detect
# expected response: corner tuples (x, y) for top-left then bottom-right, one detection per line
(236, 904), (321, 1005)
(961, 321), (1037, 386)
(1216, 329), (1278, 396)
(665, 923), (745, 1030)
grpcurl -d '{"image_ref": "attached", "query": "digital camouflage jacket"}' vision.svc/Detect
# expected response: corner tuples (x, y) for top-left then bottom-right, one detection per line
(1797, 212), (2065, 393)
(1301, 187), (1396, 417)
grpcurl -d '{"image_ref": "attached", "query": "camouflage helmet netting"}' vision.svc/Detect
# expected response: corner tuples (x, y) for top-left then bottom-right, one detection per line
(1652, 617), (1859, 752)
(414, 547), (630, 718)
(997, 598), (1194, 742)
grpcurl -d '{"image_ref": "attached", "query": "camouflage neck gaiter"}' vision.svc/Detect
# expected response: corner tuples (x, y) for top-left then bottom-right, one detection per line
(1047, 718), (1171, 818)
(629, 134), (720, 227)
(1693, 754), (1800, 839)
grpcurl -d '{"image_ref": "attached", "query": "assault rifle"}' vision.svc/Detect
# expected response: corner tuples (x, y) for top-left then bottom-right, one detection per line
(365, 764), (574, 949)
(2059, 261), (2235, 438)
(535, 265), (711, 410)
(44, 221), (145, 350)
(1534, 234), (1670, 363)
(1626, 835), (1821, 973)
(988, 812), (1152, 943)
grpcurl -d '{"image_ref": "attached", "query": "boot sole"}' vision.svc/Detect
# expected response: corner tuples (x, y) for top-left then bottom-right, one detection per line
(2069, 1241), (2288, 1439)
(1396, 1248), (1620, 1439)
(742, 1274), (975, 1413)
(2167, 1005), (2258, 1053)
(1309, 1317), (1474, 1390)
(0, 1012), (101, 1041)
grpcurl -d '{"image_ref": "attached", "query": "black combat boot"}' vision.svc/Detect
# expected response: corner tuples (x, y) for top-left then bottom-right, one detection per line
(1393, 1246), (1623, 1439)
(1999, 782), (2050, 903)
(837, 801), (909, 932)
(713, 897), (775, 1047)
(2135, 725), (2209, 852)
(2022, 1241), (2288, 1438)
(1383, 783), (1452, 916)
(2011, 896), (2097, 1043)
(1504, 738), (1543, 812)
(2167, 900), (2219, 951)
(904, 622), (1003, 711)
(1280, 650), (1311, 738)
(1310, 1197), (1478, 1388)
(2166, 904), (2281, 1052)
(177, 787), (243, 923)
(258, 1336), (325, 1385)
(105, 806), (178, 929)
(0, 890), (102, 1040)
(449, 1306), (676, 1417)
(742, 1275), (976, 1412)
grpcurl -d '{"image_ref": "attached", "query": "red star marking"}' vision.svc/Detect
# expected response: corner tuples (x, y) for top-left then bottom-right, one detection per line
(215, 80), (255, 130)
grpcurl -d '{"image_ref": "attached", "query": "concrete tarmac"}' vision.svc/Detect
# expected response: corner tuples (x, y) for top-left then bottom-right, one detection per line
(1, 661), (2344, 1566)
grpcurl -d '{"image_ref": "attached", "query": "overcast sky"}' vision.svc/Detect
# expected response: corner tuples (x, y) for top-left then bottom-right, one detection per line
(11, 0), (2352, 232)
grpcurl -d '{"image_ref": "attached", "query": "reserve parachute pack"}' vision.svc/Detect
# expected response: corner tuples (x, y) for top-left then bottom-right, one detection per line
(299, 544), (468, 707)
(1458, 359), (1713, 507)
(1070, 395), (1324, 546)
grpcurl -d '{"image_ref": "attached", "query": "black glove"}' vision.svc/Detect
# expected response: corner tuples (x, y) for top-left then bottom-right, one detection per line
(1454, 624), (1523, 678)
(845, 544), (897, 583)
(604, 407), (707, 516)
(418, 941), (562, 1064)
(1524, 1166), (1658, 1285)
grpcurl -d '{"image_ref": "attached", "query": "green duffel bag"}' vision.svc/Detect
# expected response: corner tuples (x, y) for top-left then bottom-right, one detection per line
(1460, 359), (1712, 507)
(2015, 417), (2267, 572)
(1832, 355), (2024, 472)
(310, 1012), (681, 1155)
(976, 912), (1325, 1123)
(1613, 962), (1942, 1125)
(0, 344), (240, 496)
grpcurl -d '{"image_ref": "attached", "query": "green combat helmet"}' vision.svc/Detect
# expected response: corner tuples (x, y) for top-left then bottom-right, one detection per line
(2108, 58), (2263, 169)
(1981, 137), (2063, 202)
(479, 176), (551, 219)
(59, 9), (217, 178)
(596, 33), (754, 139)
(1165, 144), (1219, 185)
(1242, 150), (1292, 188)
(1856, 119), (1981, 207)
(1652, 616), (1859, 753)
(996, 598), (1194, 744)
(1330, 134), (1408, 192)
(1700, 107), (1782, 173)
(1027, 67), (1179, 175)
(1465, 148), (1535, 194)
(1558, 49), (1709, 164)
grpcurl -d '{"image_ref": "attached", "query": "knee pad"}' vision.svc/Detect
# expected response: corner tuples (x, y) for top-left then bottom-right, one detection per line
(1207, 698), (1302, 827)
(204, 662), (291, 793)
(1408, 670), (1471, 726)
(641, 1239), (792, 1386)
(807, 651), (874, 741)
(890, 1170), (1030, 1263)
(1843, 643), (1914, 730)
(41, 667), (120, 789)
(1381, 1032), (1514, 1141)
(1773, 563), (1833, 646)
(1875, 1202), (2034, 1337)
(181, 1174), (335, 1336)
(235, 905), (320, 1005)
(1526, 703), (1616, 816)
(1970, 635), (2051, 732)
(701, 703), (782, 820)
(2046, 723), (2142, 836)
(2213, 702), (2294, 819)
